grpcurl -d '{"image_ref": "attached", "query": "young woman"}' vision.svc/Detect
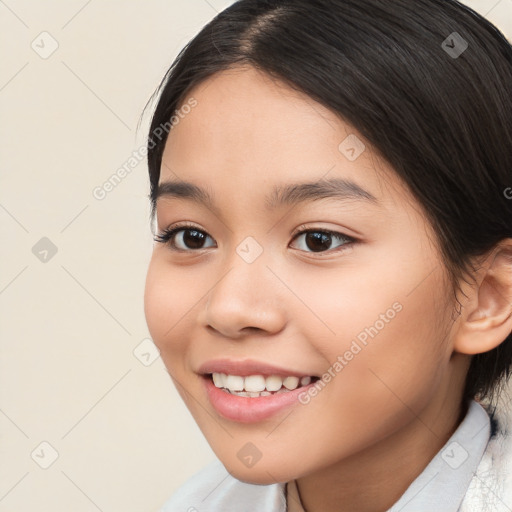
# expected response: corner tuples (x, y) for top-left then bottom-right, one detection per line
(143, 0), (512, 510)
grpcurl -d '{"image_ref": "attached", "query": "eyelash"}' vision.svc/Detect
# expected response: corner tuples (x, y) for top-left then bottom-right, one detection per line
(154, 222), (356, 256)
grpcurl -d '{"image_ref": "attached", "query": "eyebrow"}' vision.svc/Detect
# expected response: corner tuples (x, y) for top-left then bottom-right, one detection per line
(154, 177), (380, 213)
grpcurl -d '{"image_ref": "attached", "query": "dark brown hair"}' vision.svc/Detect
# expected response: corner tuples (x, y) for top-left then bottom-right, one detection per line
(145, 0), (512, 403)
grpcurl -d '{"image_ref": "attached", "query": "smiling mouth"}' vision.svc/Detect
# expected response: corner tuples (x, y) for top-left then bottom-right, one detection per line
(205, 372), (320, 397)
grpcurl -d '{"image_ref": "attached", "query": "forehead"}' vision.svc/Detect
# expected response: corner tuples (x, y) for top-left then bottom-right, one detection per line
(160, 66), (413, 213)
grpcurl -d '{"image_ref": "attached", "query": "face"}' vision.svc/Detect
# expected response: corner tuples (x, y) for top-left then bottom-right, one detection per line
(144, 66), (462, 484)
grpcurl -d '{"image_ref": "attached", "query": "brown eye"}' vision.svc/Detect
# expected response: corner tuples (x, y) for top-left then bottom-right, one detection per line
(305, 232), (332, 252)
(154, 225), (215, 251)
(176, 229), (209, 250)
(291, 229), (354, 253)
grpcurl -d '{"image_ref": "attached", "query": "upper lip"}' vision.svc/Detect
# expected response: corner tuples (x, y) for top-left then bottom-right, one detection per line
(197, 358), (317, 378)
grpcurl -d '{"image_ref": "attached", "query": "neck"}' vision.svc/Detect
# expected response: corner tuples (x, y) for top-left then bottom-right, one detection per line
(295, 390), (468, 512)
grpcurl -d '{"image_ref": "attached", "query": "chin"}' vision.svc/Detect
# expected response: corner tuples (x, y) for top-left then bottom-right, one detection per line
(222, 460), (293, 485)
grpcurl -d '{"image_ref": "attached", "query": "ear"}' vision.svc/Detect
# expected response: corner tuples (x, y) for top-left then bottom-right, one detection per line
(453, 239), (512, 355)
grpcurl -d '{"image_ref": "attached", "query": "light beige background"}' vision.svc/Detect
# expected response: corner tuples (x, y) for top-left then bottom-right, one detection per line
(0, 1), (511, 511)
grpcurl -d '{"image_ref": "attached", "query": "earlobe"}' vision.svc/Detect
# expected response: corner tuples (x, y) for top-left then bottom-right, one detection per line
(453, 240), (512, 356)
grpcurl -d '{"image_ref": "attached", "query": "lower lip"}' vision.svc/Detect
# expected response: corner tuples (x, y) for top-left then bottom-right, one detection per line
(202, 375), (316, 423)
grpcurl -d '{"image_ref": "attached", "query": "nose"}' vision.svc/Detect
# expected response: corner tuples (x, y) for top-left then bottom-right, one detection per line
(198, 254), (288, 339)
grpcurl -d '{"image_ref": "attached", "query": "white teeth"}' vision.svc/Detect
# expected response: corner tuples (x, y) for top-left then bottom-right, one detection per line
(225, 389), (279, 397)
(212, 373), (223, 387)
(225, 375), (244, 391)
(244, 375), (266, 392)
(211, 372), (315, 395)
(283, 376), (299, 390)
(265, 375), (283, 392)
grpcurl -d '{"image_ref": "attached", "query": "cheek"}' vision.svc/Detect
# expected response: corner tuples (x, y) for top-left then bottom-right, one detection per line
(143, 257), (195, 358)
(291, 253), (451, 418)
(320, 273), (451, 437)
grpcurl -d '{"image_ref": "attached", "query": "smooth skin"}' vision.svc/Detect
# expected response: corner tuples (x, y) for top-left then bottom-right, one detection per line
(144, 66), (512, 512)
